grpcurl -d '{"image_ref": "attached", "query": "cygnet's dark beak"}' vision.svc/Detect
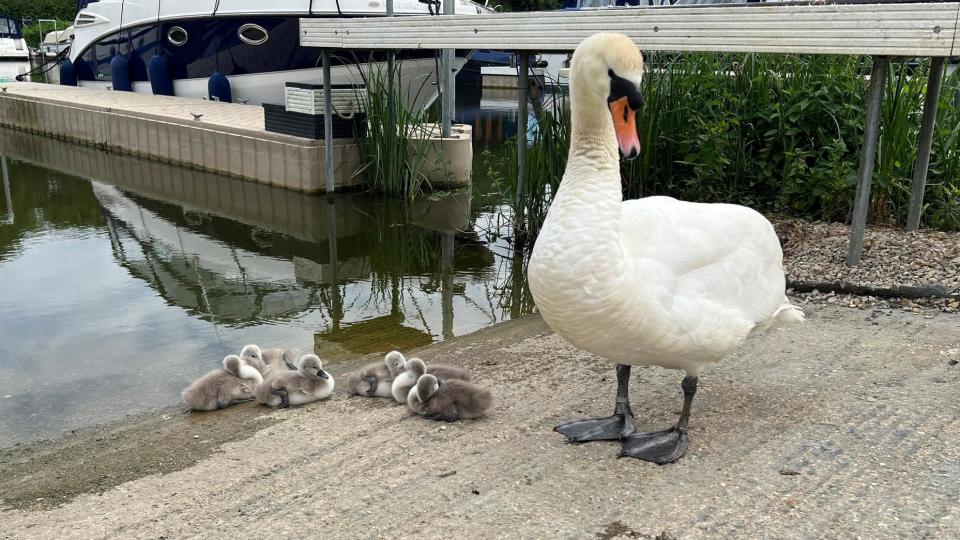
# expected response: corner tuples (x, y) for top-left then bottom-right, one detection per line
(317, 369), (330, 380)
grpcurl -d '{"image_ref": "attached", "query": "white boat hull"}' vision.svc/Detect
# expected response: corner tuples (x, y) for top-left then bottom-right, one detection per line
(79, 57), (465, 111)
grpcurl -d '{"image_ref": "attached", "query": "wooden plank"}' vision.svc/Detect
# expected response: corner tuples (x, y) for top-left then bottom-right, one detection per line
(300, 2), (960, 56)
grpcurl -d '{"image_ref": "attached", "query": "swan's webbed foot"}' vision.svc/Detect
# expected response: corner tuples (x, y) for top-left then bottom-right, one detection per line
(363, 376), (378, 397)
(223, 397), (255, 407)
(555, 403), (635, 442)
(270, 388), (290, 408)
(618, 426), (688, 464)
(619, 375), (699, 465)
(556, 364), (635, 442)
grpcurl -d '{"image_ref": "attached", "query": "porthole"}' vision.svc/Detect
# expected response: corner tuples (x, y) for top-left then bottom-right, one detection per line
(167, 26), (187, 47)
(238, 23), (268, 46)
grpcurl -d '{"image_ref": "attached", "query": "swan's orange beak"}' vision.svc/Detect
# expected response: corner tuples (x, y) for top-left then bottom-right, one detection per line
(609, 96), (640, 160)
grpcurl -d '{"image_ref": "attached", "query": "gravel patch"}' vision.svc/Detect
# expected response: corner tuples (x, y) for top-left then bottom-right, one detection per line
(773, 218), (960, 313)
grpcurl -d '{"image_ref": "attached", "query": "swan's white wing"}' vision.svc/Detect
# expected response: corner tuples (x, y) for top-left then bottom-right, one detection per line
(620, 196), (788, 333)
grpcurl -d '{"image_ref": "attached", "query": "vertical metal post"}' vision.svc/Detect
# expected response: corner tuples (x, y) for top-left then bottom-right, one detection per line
(1, 156), (12, 225)
(327, 199), (341, 331)
(440, 0), (455, 138)
(441, 230), (454, 340)
(846, 57), (888, 266)
(516, 52), (529, 205)
(387, 0), (395, 110)
(322, 49), (335, 194)
(906, 56), (946, 232)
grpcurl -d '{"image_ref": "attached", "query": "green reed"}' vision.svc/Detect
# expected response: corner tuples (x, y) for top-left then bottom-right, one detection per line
(352, 56), (436, 198)
(500, 53), (960, 235)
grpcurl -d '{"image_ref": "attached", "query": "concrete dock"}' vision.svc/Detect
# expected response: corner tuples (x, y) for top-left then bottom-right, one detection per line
(0, 82), (472, 193)
(1, 302), (958, 538)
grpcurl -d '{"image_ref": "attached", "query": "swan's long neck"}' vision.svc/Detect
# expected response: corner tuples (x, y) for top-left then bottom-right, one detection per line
(543, 82), (624, 252)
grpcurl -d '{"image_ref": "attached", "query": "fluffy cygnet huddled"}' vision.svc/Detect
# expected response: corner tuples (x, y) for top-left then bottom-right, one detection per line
(344, 350), (407, 398)
(390, 354), (471, 404)
(406, 373), (492, 421)
(254, 354), (335, 408)
(181, 354), (263, 411)
(240, 344), (298, 374)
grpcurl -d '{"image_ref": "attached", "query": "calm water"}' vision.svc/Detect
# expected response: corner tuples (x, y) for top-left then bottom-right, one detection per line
(0, 86), (531, 446)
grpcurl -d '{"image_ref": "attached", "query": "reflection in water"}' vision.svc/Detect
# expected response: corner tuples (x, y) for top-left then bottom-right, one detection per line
(0, 127), (531, 447)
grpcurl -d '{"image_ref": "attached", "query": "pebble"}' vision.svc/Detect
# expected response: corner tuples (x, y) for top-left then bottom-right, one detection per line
(775, 219), (959, 313)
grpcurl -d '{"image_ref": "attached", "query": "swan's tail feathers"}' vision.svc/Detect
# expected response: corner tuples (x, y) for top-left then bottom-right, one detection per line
(750, 300), (804, 337)
(773, 301), (805, 325)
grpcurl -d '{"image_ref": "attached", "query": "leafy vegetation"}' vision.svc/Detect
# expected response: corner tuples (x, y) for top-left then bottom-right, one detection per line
(353, 59), (439, 198)
(0, 0), (76, 22)
(498, 53), (960, 233)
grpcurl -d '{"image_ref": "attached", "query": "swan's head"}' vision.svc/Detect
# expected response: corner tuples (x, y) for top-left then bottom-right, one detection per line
(406, 357), (427, 378)
(240, 344), (263, 364)
(413, 374), (440, 403)
(570, 33), (644, 159)
(384, 350), (406, 376)
(223, 354), (243, 377)
(298, 354), (330, 380)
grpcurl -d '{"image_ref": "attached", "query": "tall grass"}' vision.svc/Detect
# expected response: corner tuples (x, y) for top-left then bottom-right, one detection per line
(353, 58), (436, 198)
(500, 53), (960, 234)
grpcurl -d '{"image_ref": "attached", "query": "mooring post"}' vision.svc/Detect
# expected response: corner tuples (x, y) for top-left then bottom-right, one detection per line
(516, 52), (530, 209)
(906, 56), (946, 232)
(322, 49), (335, 194)
(440, 0), (455, 138)
(846, 56), (888, 266)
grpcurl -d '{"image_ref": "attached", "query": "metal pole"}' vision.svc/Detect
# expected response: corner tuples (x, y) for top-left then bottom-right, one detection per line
(387, 0), (395, 101)
(847, 56), (888, 266)
(327, 199), (341, 331)
(906, 56), (946, 232)
(441, 230), (454, 340)
(440, 0), (455, 138)
(1, 156), (12, 225)
(322, 49), (335, 194)
(516, 52), (529, 205)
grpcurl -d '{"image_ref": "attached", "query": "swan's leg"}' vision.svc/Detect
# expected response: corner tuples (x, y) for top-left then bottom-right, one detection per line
(555, 364), (636, 442)
(619, 375), (698, 464)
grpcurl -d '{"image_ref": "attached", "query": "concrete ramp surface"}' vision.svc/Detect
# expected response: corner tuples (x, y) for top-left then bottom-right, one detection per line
(1, 304), (958, 538)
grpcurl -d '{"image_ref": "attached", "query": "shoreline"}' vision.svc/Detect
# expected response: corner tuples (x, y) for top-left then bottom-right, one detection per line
(0, 315), (552, 512)
(2, 304), (958, 537)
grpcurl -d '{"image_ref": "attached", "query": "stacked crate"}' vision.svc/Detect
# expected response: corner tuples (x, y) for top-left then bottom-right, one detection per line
(264, 83), (365, 139)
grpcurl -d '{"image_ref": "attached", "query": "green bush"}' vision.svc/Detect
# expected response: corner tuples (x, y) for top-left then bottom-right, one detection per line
(504, 53), (960, 232)
(20, 18), (73, 48)
(0, 0), (76, 23)
(0, 0), (76, 47)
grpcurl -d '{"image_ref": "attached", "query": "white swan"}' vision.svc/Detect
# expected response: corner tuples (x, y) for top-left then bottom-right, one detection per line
(527, 33), (804, 464)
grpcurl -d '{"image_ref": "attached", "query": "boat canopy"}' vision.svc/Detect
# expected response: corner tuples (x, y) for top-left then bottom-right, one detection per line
(0, 15), (22, 39)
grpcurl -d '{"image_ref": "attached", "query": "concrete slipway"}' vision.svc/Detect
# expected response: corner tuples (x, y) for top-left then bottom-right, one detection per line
(1, 302), (958, 538)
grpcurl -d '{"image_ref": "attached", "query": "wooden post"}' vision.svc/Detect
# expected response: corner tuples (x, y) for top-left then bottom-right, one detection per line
(846, 56), (888, 266)
(516, 52), (529, 207)
(906, 56), (946, 232)
(440, 0), (455, 138)
(322, 49), (335, 193)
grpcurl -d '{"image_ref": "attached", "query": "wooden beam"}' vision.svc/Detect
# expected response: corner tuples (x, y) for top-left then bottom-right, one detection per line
(301, 2), (960, 56)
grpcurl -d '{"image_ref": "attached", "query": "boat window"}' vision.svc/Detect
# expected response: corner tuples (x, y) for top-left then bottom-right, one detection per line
(238, 24), (268, 46)
(0, 16), (21, 38)
(167, 26), (188, 46)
